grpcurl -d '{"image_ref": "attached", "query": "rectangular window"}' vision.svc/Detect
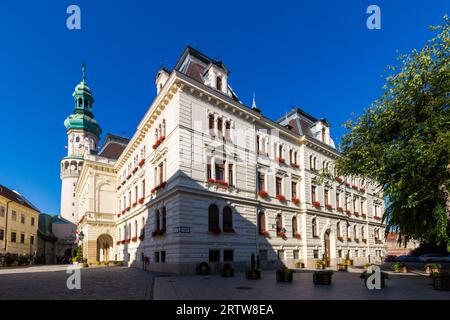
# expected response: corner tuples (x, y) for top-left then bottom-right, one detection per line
(338, 250), (342, 258)
(159, 162), (164, 184)
(256, 136), (260, 152)
(0, 206), (5, 217)
(20, 234), (25, 244)
(257, 172), (265, 192)
(360, 201), (364, 214)
(291, 181), (297, 199)
(207, 163), (212, 180)
(259, 250), (268, 261)
(311, 185), (316, 202)
(324, 190), (329, 205)
(11, 211), (17, 221)
(217, 118), (223, 137)
(0, 229), (4, 240)
(208, 114), (215, 130)
(215, 162), (225, 181)
(161, 251), (166, 263)
(216, 76), (222, 91)
(276, 177), (282, 195)
(336, 193), (340, 208)
(142, 180), (145, 198)
(155, 251), (160, 263)
(11, 232), (16, 243)
(313, 249), (319, 259)
(20, 214), (25, 224)
(293, 250), (299, 260)
(228, 164), (234, 186)
(209, 250), (220, 262)
(277, 250), (285, 260)
(223, 250), (234, 262)
(31, 217), (35, 226)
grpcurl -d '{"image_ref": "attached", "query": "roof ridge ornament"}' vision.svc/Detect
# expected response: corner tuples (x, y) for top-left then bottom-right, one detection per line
(251, 92), (261, 114)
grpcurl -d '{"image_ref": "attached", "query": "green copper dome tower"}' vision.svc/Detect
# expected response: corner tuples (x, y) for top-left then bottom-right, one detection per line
(60, 64), (102, 224)
(64, 64), (102, 138)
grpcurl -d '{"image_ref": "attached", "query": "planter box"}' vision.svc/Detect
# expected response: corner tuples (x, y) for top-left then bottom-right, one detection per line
(313, 272), (333, 285)
(245, 269), (261, 280)
(345, 259), (354, 266)
(432, 274), (450, 291)
(276, 270), (294, 282)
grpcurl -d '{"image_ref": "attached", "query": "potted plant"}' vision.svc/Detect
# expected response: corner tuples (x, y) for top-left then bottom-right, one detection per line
(392, 262), (408, 273)
(363, 263), (371, 272)
(295, 261), (305, 269)
(432, 272), (450, 291)
(425, 263), (441, 274)
(245, 253), (262, 280)
(344, 253), (353, 266)
(360, 270), (389, 288)
(197, 262), (211, 275)
(337, 262), (347, 271)
(313, 270), (333, 285)
(276, 267), (295, 282)
(221, 263), (235, 277)
(315, 259), (326, 270)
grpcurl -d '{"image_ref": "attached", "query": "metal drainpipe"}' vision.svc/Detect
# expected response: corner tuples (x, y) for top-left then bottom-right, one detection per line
(4, 200), (12, 251)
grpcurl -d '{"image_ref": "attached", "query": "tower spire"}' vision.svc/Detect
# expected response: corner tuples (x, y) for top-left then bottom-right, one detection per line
(81, 63), (86, 83)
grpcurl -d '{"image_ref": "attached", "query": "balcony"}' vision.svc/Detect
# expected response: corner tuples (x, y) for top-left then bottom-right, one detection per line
(78, 212), (116, 225)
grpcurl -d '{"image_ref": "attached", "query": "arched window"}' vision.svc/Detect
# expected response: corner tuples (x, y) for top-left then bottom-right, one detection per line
(208, 204), (220, 232)
(292, 216), (298, 237)
(276, 214), (283, 234)
(312, 218), (318, 237)
(258, 211), (266, 234)
(223, 206), (233, 232)
(155, 210), (160, 231)
(162, 207), (167, 231)
(75, 136), (80, 143)
(78, 98), (82, 107)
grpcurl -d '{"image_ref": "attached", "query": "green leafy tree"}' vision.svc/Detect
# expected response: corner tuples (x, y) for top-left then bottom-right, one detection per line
(335, 18), (450, 244)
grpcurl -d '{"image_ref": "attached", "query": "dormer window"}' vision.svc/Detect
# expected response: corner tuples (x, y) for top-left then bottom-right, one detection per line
(216, 76), (222, 91)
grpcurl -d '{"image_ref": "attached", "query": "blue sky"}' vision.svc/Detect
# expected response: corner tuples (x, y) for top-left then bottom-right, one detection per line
(0, 0), (448, 214)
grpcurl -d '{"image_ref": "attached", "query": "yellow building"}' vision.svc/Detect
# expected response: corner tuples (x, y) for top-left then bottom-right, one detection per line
(0, 184), (40, 256)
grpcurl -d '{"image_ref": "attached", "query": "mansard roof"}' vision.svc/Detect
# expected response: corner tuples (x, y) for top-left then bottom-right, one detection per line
(99, 133), (130, 160)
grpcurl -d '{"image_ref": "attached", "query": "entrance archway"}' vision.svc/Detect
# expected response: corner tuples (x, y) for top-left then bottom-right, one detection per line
(97, 234), (113, 262)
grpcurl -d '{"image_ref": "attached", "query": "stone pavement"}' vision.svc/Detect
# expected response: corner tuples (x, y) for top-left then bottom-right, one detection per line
(0, 265), (157, 300)
(153, 270), (450, 300)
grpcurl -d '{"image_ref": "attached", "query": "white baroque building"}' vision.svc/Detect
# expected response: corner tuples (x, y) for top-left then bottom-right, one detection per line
(60, 47), (387, 273)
